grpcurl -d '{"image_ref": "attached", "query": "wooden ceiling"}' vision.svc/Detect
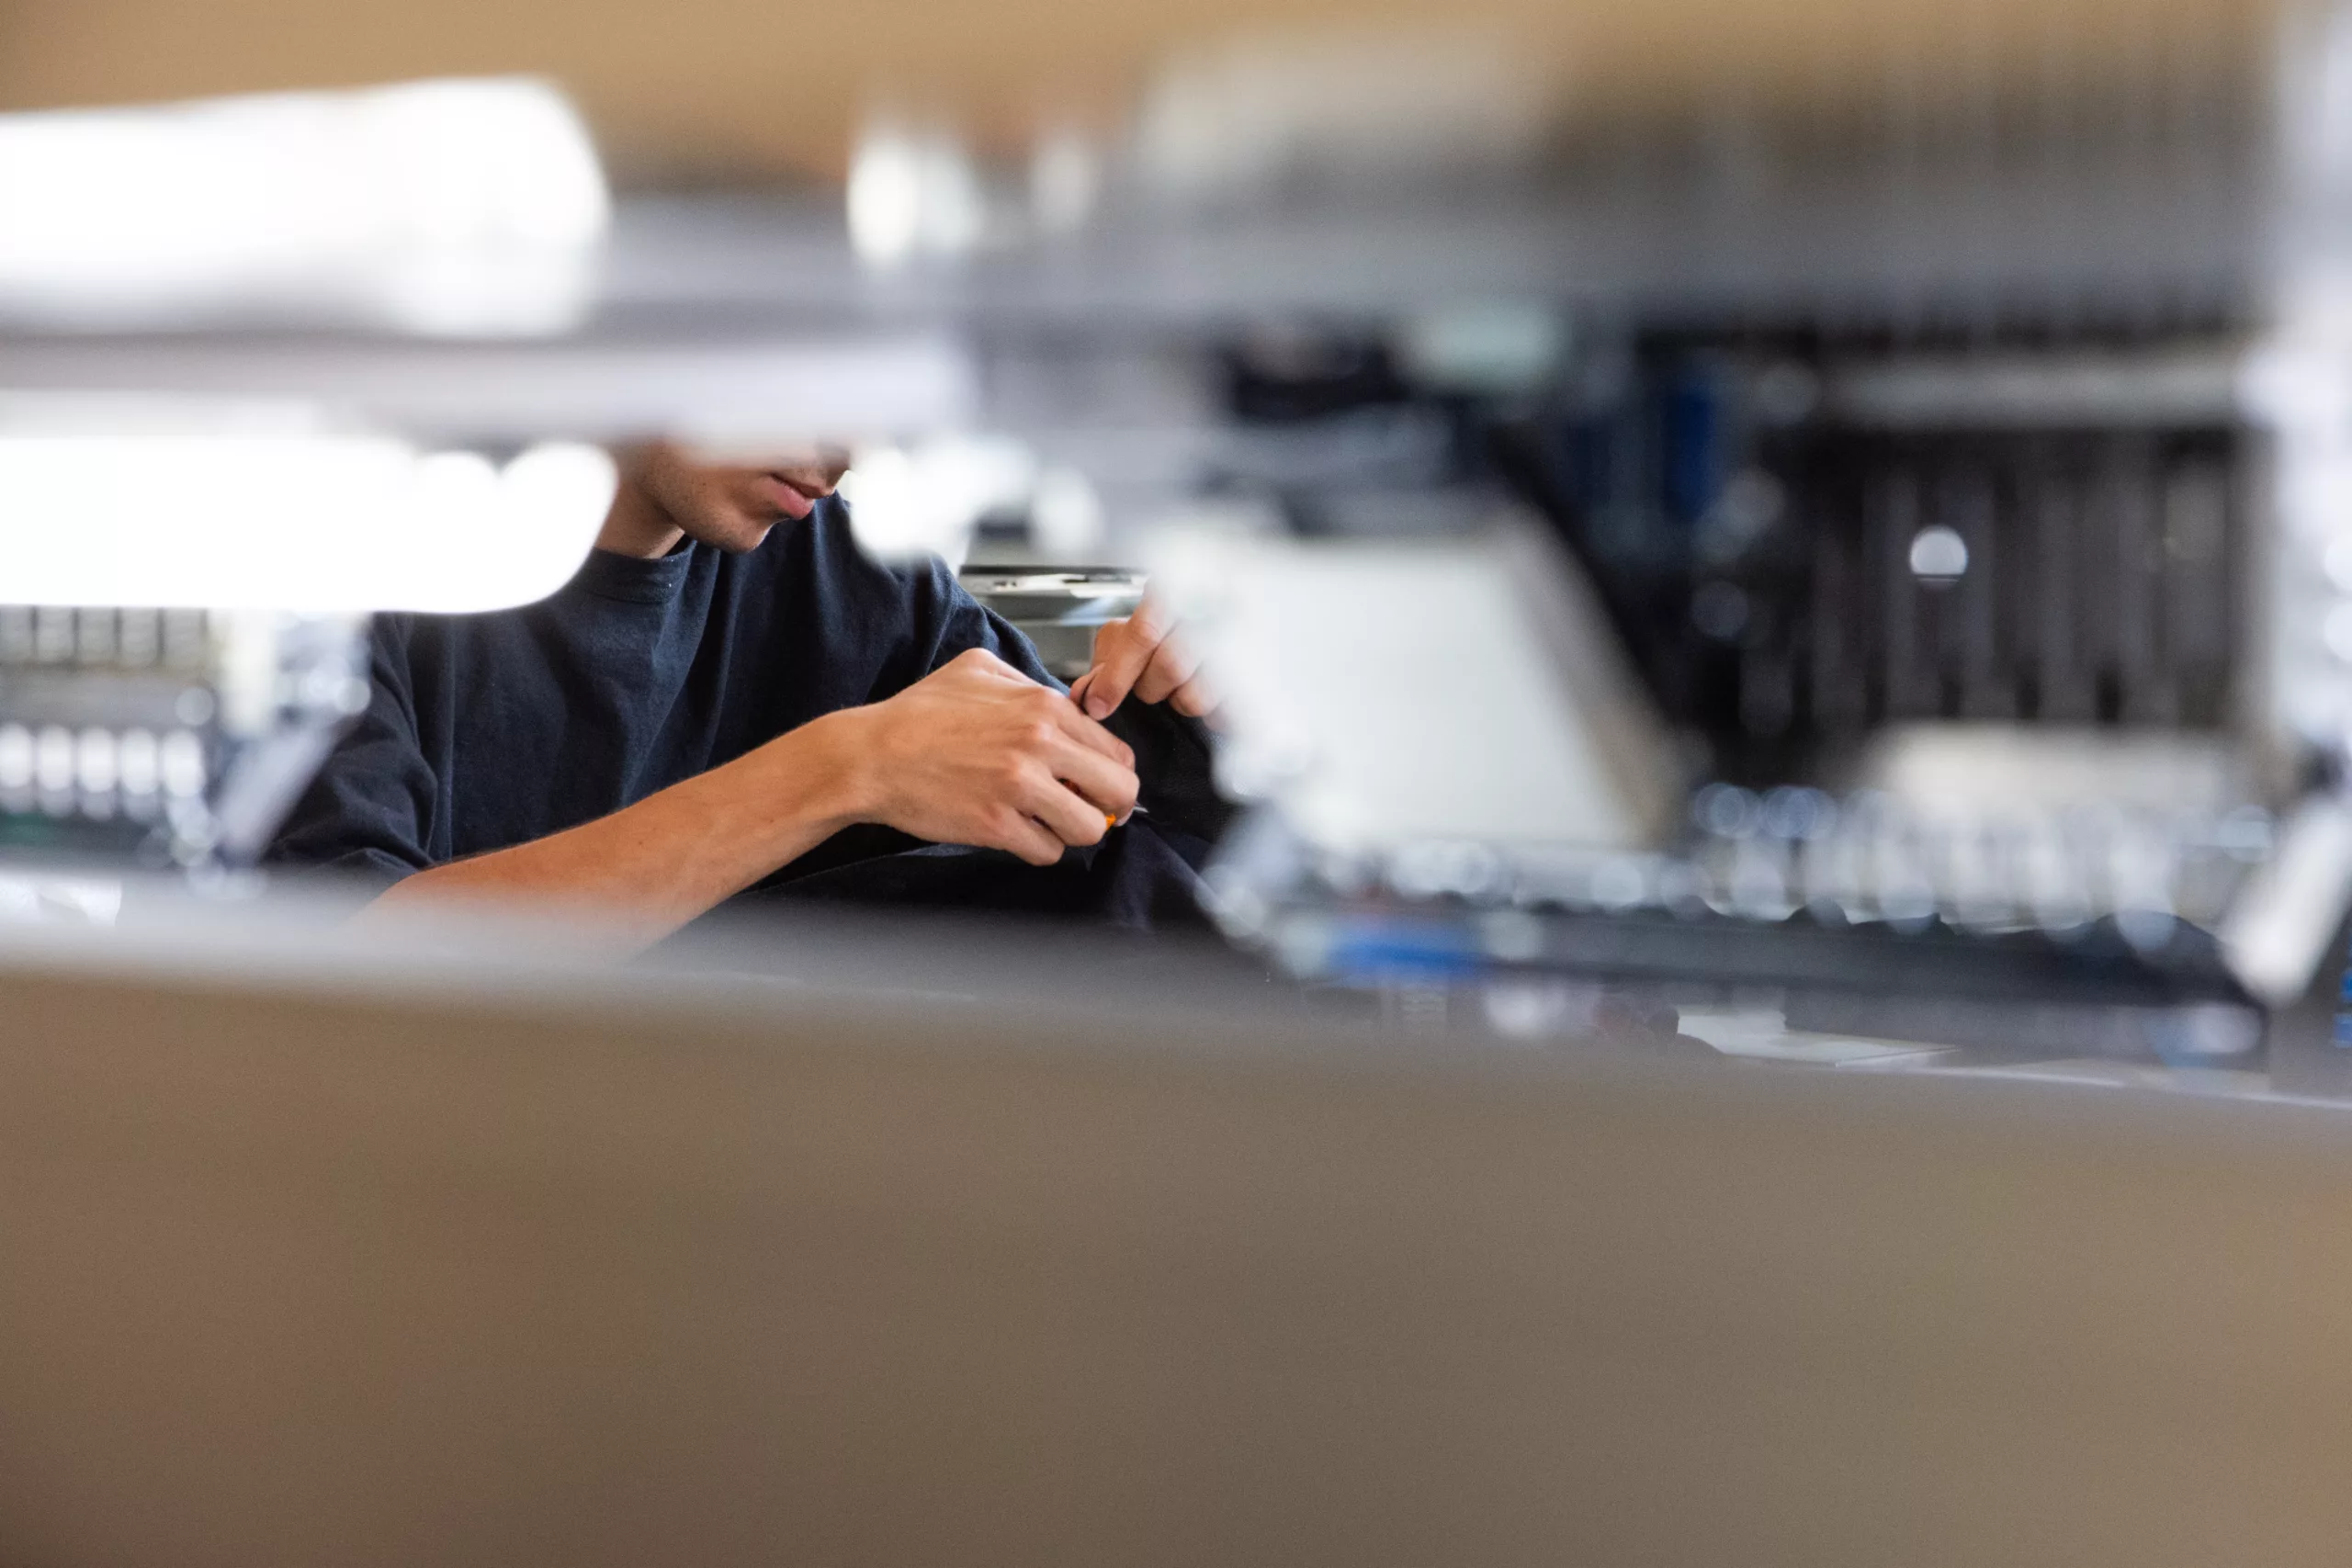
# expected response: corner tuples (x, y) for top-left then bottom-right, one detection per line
(0, 0), (2286, 184)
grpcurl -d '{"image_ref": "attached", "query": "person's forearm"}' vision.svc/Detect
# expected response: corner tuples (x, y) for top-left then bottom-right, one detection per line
(363, 709), (871, 946)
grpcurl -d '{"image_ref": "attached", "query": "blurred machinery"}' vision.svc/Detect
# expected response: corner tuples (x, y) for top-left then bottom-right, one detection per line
(956, 569), (1144, 681)
(1102, 6), (2352, 1055)
(0, 607), (368, 872)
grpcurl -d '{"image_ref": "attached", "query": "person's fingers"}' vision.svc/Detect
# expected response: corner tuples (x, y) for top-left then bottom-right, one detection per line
(1170, 676), (1217, 718)
(1114, 595), (1170, 646)
(1016, 767), (1111, 850)
(1043, 735), (1139, 821)
(968, 798), (1067, 864)
(1044, 692), (1135, 768)
(1131, 637), (1201, 705)
(1081, 614), (1165, 719)
(1001, 814), (1069, 866)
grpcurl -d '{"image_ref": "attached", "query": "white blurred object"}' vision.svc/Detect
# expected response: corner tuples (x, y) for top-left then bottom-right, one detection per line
(0, 336), (979, 449)
(1394, 303), (1567, 396)
(1134, 28), (1555, 201)
(2221, 795), (2352, 1004)
(1029, 128), (1105, 236)
(840, 436), (1036, 568)
(847, 124), (988, 267)
(0, 873), (121, 926)
(1860, 727), (2251, 822)
(0, 77), (608, 334)
(0, 434), (613, 612)
(1906, 525), (1970, 582)
(1031, 466), (1109, 558)
(1149, 515), (1679, 852)
(846, 129), (927, 266)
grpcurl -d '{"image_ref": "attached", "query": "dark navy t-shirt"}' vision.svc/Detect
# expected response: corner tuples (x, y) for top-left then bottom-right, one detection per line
(269, 499), (1135, 890)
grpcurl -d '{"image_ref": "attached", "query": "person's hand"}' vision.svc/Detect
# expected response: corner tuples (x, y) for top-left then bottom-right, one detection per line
(830, 648), (1138, 865)
(1069, 596), (1215, 720)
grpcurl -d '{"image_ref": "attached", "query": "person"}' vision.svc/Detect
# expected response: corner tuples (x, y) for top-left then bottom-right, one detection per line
(267, 443), (1219, 948)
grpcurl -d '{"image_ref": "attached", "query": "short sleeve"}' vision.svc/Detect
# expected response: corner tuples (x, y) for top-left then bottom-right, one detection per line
(266, 616), (439, 886)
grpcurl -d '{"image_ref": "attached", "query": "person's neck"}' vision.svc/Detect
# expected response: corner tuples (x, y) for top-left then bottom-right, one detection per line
(594, 479), (687, 559)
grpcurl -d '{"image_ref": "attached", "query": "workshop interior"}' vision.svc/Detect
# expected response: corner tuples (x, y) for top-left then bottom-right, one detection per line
(15, 0), (2352, 1562)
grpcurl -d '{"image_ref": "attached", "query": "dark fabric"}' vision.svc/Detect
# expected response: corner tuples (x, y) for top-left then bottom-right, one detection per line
(741, 823), (1216, 932)
(267, 498), (1226, 920)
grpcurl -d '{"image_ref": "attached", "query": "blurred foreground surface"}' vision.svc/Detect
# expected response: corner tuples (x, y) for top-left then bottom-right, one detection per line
(10, 891), (2352, 1564)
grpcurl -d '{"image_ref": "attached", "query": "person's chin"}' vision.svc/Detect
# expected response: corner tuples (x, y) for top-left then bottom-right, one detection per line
(681, 514), (779, 555)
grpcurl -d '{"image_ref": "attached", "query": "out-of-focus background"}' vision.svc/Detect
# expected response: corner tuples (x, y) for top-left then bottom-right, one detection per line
(8, 0), (2348, 1031)
(1, 0), (2255, 179)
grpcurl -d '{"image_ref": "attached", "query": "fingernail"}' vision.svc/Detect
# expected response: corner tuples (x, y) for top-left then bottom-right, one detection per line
(1085, 694), (1112, 719)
